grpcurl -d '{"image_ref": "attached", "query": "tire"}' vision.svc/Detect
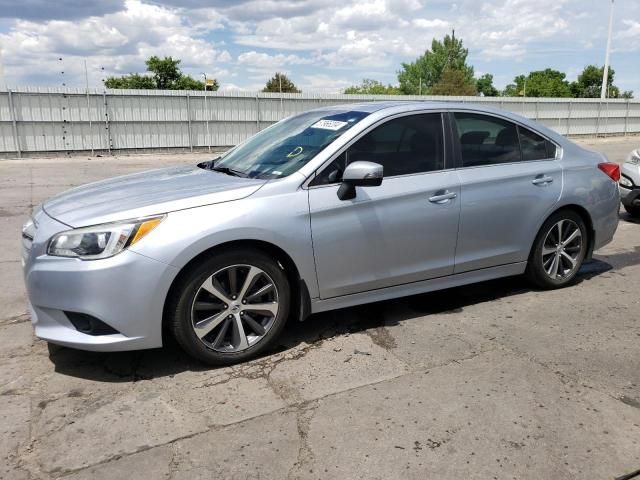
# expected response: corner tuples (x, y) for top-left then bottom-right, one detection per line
(168, 249), (290, 365)
(624, 204), (640, 218)
(526, 210), (588, 290)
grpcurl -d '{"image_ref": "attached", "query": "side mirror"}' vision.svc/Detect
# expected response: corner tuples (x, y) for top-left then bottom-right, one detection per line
(337, 161), (384, 200)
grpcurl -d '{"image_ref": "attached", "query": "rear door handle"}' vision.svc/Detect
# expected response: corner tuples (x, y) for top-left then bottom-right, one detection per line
(532, 175), (554, 186)
(429, 191), (457, 204)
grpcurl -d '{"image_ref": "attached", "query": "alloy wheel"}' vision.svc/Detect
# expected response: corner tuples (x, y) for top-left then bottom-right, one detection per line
(191, 264), (279, 352)
(541, 219), (583, 280)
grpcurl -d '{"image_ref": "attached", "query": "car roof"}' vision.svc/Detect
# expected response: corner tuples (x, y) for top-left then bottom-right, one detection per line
(315, 100), (511, 117)
(311, 100), (569, 146)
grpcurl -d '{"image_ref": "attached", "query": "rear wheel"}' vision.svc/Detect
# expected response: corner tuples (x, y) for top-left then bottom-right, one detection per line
(168, 249), (290, 365)
(526, 210), (587, 289)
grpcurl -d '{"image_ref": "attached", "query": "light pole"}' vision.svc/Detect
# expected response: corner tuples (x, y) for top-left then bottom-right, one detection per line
(601, 0), (614, 99)
(0, 42), (6, 90)
(201, 73), (211, 153)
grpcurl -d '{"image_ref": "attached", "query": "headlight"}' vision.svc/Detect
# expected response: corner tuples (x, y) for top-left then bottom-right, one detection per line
(627, 149), (640, 165)
(48, 215), (164, 260)
(619, 175), (634, 188)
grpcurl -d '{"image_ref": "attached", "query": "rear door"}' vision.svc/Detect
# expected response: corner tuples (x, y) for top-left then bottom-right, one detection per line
(451, 112), (562, 273)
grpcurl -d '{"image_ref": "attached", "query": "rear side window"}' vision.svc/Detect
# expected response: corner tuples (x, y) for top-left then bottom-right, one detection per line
(453, 113), (520, 167)
(519, 126), (556, 160)
(311, 113), (445, 185)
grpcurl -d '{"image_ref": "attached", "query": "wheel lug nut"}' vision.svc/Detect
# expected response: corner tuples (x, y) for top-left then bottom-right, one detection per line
(232, 295), (237, 300)
(242, 300), (246, 304)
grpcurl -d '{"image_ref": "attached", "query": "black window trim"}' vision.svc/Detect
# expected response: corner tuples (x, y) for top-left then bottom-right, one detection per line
(447, 110), (561, 170)
(305, 110), (452, 189)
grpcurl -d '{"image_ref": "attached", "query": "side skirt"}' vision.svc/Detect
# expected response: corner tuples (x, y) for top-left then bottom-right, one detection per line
(310, 262), (527, 314)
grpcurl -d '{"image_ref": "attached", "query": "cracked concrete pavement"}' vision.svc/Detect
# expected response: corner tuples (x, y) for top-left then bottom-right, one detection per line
(1, 137), (639, 479)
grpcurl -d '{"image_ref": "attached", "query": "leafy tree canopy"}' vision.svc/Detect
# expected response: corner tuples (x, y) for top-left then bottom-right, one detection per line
(263, 72), (301, 93)
(431, 68), (477, 96)
(475, 73), (498, 97)
(570, 65), (632, 98)
(503, 69), (572, 97)
(398, 32), (474, 95)
(104, 56), (218, 91)
(344, 79), (401, 95)
(145, 56), (181, 89)
(103, 73), (155, 89)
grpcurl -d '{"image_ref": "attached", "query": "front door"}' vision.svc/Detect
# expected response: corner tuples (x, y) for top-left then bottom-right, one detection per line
(308, 112), (461, 299)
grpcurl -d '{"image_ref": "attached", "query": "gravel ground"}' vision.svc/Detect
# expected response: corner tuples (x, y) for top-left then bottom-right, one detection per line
(0, 136), (639, 480)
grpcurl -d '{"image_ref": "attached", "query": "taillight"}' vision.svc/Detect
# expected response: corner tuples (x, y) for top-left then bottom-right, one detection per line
(598, 162), (620, 182)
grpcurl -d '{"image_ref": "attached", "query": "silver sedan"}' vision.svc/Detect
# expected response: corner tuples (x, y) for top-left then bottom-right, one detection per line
(22, 102), (620, 364)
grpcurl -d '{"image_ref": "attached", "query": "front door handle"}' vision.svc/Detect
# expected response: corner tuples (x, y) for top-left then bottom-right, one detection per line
(429, 190), (457, 204)
(532, 175), (554, 186)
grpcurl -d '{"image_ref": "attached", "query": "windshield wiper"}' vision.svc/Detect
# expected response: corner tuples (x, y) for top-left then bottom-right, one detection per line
(211, 166), (245, 177)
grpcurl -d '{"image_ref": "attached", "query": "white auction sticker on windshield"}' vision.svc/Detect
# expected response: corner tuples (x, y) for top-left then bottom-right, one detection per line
(311, 119), (348, 130)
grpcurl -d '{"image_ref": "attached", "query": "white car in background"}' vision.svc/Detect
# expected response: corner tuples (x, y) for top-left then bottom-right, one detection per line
(620, 149), (640, 217)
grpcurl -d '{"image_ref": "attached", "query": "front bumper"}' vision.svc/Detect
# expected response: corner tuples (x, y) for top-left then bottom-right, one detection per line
(23, 210), (178, 352)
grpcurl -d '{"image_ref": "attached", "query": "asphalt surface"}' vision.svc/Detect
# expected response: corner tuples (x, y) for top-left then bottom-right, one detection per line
(1, 136), (639, 480)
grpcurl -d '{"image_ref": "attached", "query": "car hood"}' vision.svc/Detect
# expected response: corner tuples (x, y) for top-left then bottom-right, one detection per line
(43, 165), (267, 227)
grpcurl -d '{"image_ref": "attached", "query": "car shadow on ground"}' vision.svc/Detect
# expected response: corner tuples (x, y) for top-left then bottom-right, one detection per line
(47, 251), (634, 384)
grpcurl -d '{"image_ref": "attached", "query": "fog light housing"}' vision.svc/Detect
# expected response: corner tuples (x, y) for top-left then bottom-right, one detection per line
(65, 312), (119, 336)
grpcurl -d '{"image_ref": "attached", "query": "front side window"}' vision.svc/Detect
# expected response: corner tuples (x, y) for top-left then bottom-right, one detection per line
(454, 113), (520, 167)
(312, 113), (445, 185)
(211, 110), (370, 179)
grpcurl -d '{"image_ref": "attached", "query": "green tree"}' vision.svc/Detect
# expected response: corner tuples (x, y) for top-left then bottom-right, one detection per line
(145, 56), (182, 89)
(397, 32), (474, 95)
(570, 65), (632, 98)
(475, 73), (498, 96)
(174, 75), (217, 91)
(503, 75), (526, 96)
(503, 69), (572, 97)
(431, 68), (477, 96)
(263, 72), (300, 93)
(104, 56), (217, 91)
(104, 73), (155, 89)
(344, 79), (401, 95)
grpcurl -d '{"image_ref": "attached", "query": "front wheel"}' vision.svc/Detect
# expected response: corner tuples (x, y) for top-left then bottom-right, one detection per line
(526, 210), (587, 289)
(168, 249), (290, 365)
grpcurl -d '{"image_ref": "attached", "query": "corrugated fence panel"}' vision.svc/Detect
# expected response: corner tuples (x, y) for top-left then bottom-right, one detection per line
(0, 88), (638, 156)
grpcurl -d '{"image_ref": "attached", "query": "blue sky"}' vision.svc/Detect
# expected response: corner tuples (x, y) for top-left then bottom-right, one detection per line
(0, 0), (638, 94)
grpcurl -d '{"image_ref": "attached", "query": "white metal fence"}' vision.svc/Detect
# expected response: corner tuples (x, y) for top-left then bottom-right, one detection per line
(1, 87), (639, 158)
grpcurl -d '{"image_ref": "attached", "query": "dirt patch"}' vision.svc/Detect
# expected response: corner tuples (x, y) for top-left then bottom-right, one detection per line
(367, 326), (397, 350)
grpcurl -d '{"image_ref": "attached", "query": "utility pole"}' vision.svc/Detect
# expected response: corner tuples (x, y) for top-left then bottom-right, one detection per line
(84, 59), (94, 155)
(84, 59), (89, 91)
(201, 73), (210, 152)
(0, 42), (5, 90)
(419, 77), (422, 96)
(601, 0), (614, 99)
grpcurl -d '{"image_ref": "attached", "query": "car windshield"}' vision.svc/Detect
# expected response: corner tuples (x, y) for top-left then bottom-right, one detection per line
(210, 109), (370, 179)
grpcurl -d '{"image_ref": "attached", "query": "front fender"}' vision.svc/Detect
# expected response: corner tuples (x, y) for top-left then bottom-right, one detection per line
(129, 191), (319, 299)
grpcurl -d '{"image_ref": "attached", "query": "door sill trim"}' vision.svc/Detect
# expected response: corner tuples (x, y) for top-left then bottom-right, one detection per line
(310, 262), (527, 314)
